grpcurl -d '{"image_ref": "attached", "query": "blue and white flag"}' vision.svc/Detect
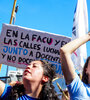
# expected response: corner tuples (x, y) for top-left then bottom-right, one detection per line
(72, 0), (88, 72)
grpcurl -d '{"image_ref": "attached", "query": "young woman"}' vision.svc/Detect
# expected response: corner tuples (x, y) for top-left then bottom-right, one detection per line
(60, 32), (90, 100)
(0, 60), (59, 100)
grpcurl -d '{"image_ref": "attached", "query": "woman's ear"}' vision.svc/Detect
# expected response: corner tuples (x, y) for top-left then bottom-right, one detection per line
(42, 75), (49, 82)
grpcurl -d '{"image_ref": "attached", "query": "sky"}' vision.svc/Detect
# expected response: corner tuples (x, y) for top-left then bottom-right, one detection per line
(0, 0), (90, 73)
(0, 0), (90, 96)
(0, 1), (90, 71)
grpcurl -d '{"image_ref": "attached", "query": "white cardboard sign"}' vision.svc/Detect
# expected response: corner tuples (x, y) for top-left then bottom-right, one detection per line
(0, 24), (71, 74)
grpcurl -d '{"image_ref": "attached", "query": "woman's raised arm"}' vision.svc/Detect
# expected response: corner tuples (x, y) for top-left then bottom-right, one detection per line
(60, 32), (90, 84)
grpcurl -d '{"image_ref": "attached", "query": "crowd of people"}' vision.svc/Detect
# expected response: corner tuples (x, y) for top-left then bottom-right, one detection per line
(0, 32), (90, 100)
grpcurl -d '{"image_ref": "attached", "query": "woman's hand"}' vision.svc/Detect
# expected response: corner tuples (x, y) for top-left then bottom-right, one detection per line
(9, 81), (23, 87)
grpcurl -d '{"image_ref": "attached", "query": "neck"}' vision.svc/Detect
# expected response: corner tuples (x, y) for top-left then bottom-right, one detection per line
(24, 81), (43, 98)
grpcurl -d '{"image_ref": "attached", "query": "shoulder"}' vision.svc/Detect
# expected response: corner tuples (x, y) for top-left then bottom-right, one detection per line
(67, 75), (90, 99)
(67, 74), (83, 92)
(0, 84), (12, 99)
(0, 80), (6, 96)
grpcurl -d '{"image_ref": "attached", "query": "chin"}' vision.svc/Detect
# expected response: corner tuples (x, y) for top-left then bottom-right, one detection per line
(23, 75), (32, 82)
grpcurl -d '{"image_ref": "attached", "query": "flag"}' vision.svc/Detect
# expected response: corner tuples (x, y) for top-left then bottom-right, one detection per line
(71, 0), (88, 72)
(13, 5), (19, 24)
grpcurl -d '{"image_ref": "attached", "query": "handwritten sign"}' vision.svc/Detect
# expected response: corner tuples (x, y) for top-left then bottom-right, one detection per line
(0, 24), (71, 74)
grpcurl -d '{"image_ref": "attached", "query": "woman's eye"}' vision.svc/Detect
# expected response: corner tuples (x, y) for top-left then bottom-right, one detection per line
(33, 63), (39, 68)
(33, 65), (37, 68)
(33, 65), (36, 67)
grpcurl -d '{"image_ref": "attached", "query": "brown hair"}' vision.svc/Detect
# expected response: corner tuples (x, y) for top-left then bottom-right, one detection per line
(82, 56), (90, 84)
(39, 60), (59, 100)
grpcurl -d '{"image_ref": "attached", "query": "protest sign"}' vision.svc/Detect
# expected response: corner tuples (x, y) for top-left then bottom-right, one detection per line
(0, 24), (71, 75)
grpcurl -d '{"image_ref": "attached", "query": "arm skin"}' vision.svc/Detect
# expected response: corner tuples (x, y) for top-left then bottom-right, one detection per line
(60, 32), (90, 85)
(0, 80), (5, 96)
(0, 80), (22, 96)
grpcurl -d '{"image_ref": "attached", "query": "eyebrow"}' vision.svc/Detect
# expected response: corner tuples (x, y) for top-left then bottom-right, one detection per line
(32, 62), (40, 66)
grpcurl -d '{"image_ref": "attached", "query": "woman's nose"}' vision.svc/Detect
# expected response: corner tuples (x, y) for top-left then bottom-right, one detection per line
(26, 64), (32, 69)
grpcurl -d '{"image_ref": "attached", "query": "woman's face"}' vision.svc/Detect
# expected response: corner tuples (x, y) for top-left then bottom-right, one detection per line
(23, 60), (44, 83)
(86, 60), (90, 75)
(86, 60), (90, 83)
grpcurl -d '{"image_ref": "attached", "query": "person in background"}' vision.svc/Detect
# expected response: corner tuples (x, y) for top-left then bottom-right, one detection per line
(60, 32), (90, 100)
(82, 56), (90, 84)
(0, 60), (59, 100)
